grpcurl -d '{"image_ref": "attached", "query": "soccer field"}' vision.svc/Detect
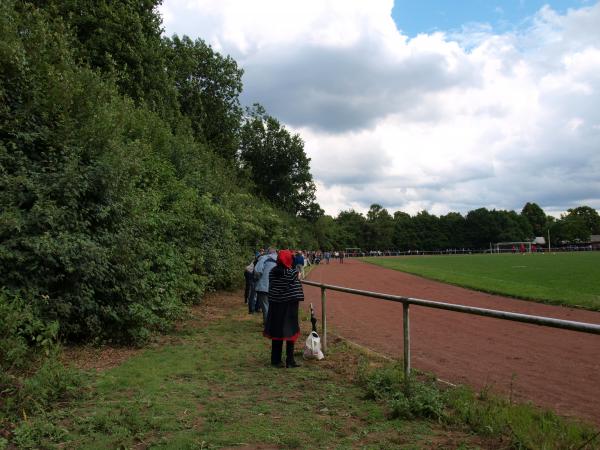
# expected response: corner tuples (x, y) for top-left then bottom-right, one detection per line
(365, 252), (600, 310)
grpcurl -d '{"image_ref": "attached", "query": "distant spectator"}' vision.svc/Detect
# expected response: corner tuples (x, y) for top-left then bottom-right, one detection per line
(244, 258), (254, 306)
(293, 250), (305, 279)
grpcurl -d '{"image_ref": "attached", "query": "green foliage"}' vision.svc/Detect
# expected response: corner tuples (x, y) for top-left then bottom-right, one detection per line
(565, 206), (600, 235)
(12, 418), (68, 450)
(0, 2), (327, 446)
(239, 104), (322, 220)
(336, 209), (367, 249)
(0, 292), (58, 372)
(551, 205), (600, 243)
(39, 0), (178, 119)
(1, 292), (81, 437)
(333, 204), (551, 251)
(0, 1), (310, 348)
(358, 363), (598, 449)
(365, 204), (394, 250)
(328, 202), (598, 252)
(521, 202), (547, 237)
(465, 208), (532, 248)
(18, 358), (82, 414)
(166, 35), (244, 160)
(358, 363), (444, 420)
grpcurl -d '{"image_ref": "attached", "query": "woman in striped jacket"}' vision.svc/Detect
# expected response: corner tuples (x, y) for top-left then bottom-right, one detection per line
(264, 249), (304, 368)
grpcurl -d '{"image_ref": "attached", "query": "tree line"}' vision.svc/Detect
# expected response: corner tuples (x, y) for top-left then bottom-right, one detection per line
(313, 203), (600, 251)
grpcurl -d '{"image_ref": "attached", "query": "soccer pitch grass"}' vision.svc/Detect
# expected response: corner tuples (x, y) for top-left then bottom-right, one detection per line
(365, 252), (600, 311)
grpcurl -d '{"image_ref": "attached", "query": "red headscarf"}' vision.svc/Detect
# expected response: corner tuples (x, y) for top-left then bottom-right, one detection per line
(277, 249), (293, 269)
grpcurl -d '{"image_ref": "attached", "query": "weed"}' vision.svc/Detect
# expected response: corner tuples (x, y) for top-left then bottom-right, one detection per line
(390, 382), (444, 420)
(358, 363), (444, 421)
(12, 416), (68, 449)
(19, 358), (83, 415)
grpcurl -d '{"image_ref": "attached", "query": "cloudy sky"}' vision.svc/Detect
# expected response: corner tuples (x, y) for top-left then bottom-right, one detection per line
(159, 0), (600, 218)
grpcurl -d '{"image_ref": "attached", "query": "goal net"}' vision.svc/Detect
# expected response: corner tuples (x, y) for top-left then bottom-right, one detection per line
(494, 242), (532, 253)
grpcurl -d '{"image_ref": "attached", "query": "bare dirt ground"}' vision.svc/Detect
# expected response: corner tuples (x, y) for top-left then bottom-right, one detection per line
(302, 258), (600, 426)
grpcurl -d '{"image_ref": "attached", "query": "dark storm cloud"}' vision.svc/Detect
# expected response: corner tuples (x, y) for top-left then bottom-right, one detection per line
(240, 40), (480, 132)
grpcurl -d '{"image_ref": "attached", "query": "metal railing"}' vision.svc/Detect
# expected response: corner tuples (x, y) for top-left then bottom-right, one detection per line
(301, 279), (600, 391)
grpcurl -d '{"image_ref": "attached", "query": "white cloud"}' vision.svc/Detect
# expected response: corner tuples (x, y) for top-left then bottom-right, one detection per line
(160, 0), (600, 217)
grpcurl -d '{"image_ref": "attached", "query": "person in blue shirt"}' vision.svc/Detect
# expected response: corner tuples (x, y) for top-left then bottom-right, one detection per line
(293, 250), (305, 279)
(253, 247), (278, 324)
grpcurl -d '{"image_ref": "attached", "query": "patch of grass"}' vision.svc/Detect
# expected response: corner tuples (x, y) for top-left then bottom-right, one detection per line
(13, 297), (443, 449)
(7, 291), (598, 449)
(365, 252), (600, 310)
(358, 363), (600, 449)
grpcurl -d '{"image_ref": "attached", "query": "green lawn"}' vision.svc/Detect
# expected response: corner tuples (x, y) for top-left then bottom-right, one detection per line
(364, 252), (600, 310)
(10, 293), (471, 449)
(9, 291), (597, 449)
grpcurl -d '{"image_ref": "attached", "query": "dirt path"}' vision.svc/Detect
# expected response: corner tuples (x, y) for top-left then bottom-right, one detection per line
(302, 258), (600, 426)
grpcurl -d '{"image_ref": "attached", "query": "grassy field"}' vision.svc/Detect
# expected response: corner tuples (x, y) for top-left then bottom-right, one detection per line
(364, 252), (600, 310)
(7, 291), (599, 449)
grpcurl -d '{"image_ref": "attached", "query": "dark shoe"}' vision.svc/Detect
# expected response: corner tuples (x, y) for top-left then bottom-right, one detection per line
(286, 360), (301, 368)
(271, 361), (285, 368)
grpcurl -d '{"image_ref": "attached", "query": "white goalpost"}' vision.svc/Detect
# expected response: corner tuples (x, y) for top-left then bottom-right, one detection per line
(494, 241), (533, 253)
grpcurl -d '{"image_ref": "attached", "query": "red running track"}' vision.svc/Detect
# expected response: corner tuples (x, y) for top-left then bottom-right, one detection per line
(302, 258), (600, 426)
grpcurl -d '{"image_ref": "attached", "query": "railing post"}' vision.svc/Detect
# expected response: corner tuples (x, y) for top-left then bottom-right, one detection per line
(403, 302), (411, 393)
(321, 286), (327, 353)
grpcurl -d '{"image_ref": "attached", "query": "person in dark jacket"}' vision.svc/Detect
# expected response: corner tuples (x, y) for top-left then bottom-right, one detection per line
(264, 249), (304, 368)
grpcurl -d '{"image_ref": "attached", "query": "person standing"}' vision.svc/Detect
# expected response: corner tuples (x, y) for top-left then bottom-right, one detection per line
(254, 247), (278, 324)
(293, 250), (305, 279)
(264, 249), (304, 368)
(244, 258), (255, 307)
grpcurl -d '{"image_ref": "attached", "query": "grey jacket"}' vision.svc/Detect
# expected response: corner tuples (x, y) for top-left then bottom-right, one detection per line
(254, 252), (277, 293)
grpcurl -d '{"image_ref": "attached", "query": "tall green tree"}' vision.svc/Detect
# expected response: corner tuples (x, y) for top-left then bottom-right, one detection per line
(521, 202), (547, 237)
(439, 212), (467, 248)
(392, 211), (417, 250)
(564, 206), (600, 235)
(314, 215), (339, 250)
(37, 0), (177, 117)
(550, 206), (600, 243)
(412, 210), (446, 250)
(465, 208), (502, 248)
(364, 204), (394, 250)
(166, 35), (243, 160)
(238, 105), (322, 219)
(335, 210), (366, 249)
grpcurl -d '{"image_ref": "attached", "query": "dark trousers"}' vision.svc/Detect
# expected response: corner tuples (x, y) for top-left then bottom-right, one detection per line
(244, 271), (253, 304)
(271, 340), (295, 365)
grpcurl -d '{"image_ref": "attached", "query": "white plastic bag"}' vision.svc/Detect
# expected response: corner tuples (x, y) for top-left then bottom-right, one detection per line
(303, 331), (324, 360)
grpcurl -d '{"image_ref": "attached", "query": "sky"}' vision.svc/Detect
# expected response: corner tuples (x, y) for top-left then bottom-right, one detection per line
(159, 0), (600, 218)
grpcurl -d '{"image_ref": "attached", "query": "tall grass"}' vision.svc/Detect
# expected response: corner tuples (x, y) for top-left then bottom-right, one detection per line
(357, 362), (600, 449)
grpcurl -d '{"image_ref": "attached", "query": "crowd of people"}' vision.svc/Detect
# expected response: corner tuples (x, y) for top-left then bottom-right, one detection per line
(243, 248), (346, 368)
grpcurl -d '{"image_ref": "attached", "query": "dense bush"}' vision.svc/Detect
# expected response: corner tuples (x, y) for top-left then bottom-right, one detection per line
(0, 2), (312, 347)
